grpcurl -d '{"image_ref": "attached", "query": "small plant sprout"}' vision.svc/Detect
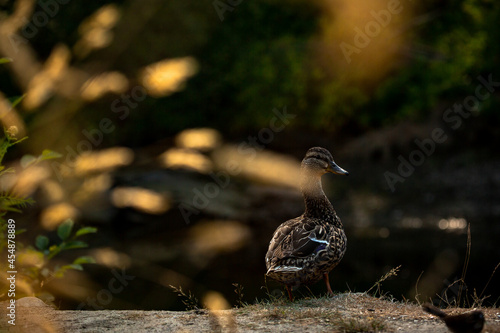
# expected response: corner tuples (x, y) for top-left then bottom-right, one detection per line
(32, 219), (97, 278)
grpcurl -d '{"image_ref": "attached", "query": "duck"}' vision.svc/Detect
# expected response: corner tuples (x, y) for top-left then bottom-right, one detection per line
(265, 147), (349, 301)
(422, 303), (485, 333)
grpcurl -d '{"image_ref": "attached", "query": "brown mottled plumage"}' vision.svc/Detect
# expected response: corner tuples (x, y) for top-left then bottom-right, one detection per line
(265, 147), (349, 301)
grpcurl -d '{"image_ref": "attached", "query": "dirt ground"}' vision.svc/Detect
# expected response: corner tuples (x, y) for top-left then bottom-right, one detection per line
(1, 293), (500, 332)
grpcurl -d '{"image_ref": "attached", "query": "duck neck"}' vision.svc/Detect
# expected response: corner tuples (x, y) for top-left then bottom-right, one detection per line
(300, 170), (337, 222)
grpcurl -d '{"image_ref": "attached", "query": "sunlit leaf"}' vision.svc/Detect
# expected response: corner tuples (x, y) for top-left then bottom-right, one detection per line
(66, 263), (83, 271)
(40, 149), (62, 161)
(73, 256), (96, 265)
(53, 264), (83, 277)
(15, 228), (26, 235)
(0, 167), (15, 177)
(9, 95), (25, 108)
(57, 219), (74, 240)
(20, 154), (37, 168)
(63, 240), (88, 250)
(35, 235), (49, 250)
(75, 227), (97, 237)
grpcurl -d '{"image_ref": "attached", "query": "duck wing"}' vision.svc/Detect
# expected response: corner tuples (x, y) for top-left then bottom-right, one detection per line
(267, 218), (330, 262)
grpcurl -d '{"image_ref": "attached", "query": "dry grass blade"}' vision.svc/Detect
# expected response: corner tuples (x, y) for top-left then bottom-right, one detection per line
(366, 265), (401, 297)
(414, 270), (424, 304)
(458, 223), (472, 306)
(169, 285), (199, 310)
(478, 262), (500, 301)
(233, 283), (245, 308)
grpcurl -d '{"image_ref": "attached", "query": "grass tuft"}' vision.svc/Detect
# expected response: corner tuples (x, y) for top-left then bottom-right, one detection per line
(366, 265), (401, 297)
(169, 285), (199, 310)
(233, 282), (245, 308)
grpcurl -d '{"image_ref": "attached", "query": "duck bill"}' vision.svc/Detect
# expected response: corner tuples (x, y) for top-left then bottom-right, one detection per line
(327, 161), (349, 175)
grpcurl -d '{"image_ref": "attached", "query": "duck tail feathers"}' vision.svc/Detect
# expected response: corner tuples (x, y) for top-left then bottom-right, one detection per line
(422, 303), (447, 318)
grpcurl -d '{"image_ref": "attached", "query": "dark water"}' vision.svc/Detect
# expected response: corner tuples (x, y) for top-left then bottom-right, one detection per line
(43, 152), (500, 310)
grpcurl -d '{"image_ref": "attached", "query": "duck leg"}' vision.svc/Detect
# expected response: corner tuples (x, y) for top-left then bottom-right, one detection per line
(286, 285), (294, 301)
(323, 273), (334, 297)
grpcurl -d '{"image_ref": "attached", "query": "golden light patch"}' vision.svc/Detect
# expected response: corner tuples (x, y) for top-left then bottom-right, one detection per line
(188, 220), (251, 258)
(212, 145), (301, 188)
(203, 291), (231, 310)
(314, 0), (413, 85)
(74, 4), (120, 57)
(175, 128), (222, 151)
(40, 202), (79, 230)
(72, 173), (112, 205)
(13, 165), (51, 196)
(111, 187), (171, 215)
(140, 57), (198, 97)
(39, 180), (65, 203)
(91, 247), (131, 268)
(159, 148), (213, 174)
(74, 147), (134, 175)
(80, 71), (128, 101)
(23, 44), (71, 110)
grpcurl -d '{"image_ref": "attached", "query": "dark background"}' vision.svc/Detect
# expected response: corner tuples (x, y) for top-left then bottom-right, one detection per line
(0, 0), (499, 310)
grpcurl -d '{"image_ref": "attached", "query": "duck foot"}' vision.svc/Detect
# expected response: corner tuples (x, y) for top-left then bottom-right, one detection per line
(323, 273), (334, 297)
(286, 285), (294, 302)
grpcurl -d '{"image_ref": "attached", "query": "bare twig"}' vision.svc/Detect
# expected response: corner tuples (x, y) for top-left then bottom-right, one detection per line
(414, 271), (424, 305)
(478, 262), (500, 301)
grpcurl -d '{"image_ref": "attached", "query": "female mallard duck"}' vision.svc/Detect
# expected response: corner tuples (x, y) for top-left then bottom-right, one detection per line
(265, 147), (349, 301)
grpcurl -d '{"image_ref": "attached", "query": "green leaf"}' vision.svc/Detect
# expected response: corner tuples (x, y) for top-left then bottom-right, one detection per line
(0, 167), (16, 177)
(15, 228), (26, 235)
(53, 264), (83, 278)
(47, 244), (61, 260)
(20, 150), (61, 169)
(68, 263), (83, 271)
(57, 219), (73, 240)
(40, 149), (62, 161)
(35, 235), (49, 250)
(9, 95), (25, 108)
(73, 256), (96, 265)
(63, 240), (88, 250)
(75, 227), (97, 237)
(0, 57), (13, 64)
(20, 154), (37, 168)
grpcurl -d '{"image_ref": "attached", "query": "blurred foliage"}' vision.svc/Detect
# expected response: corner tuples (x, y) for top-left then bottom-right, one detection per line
(1, 217), (97, 303)
(0, 126), (32, 213)
(160, 0), (500, 134)
(0, 97), (95, 302)
(1, 0), (500, 147)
